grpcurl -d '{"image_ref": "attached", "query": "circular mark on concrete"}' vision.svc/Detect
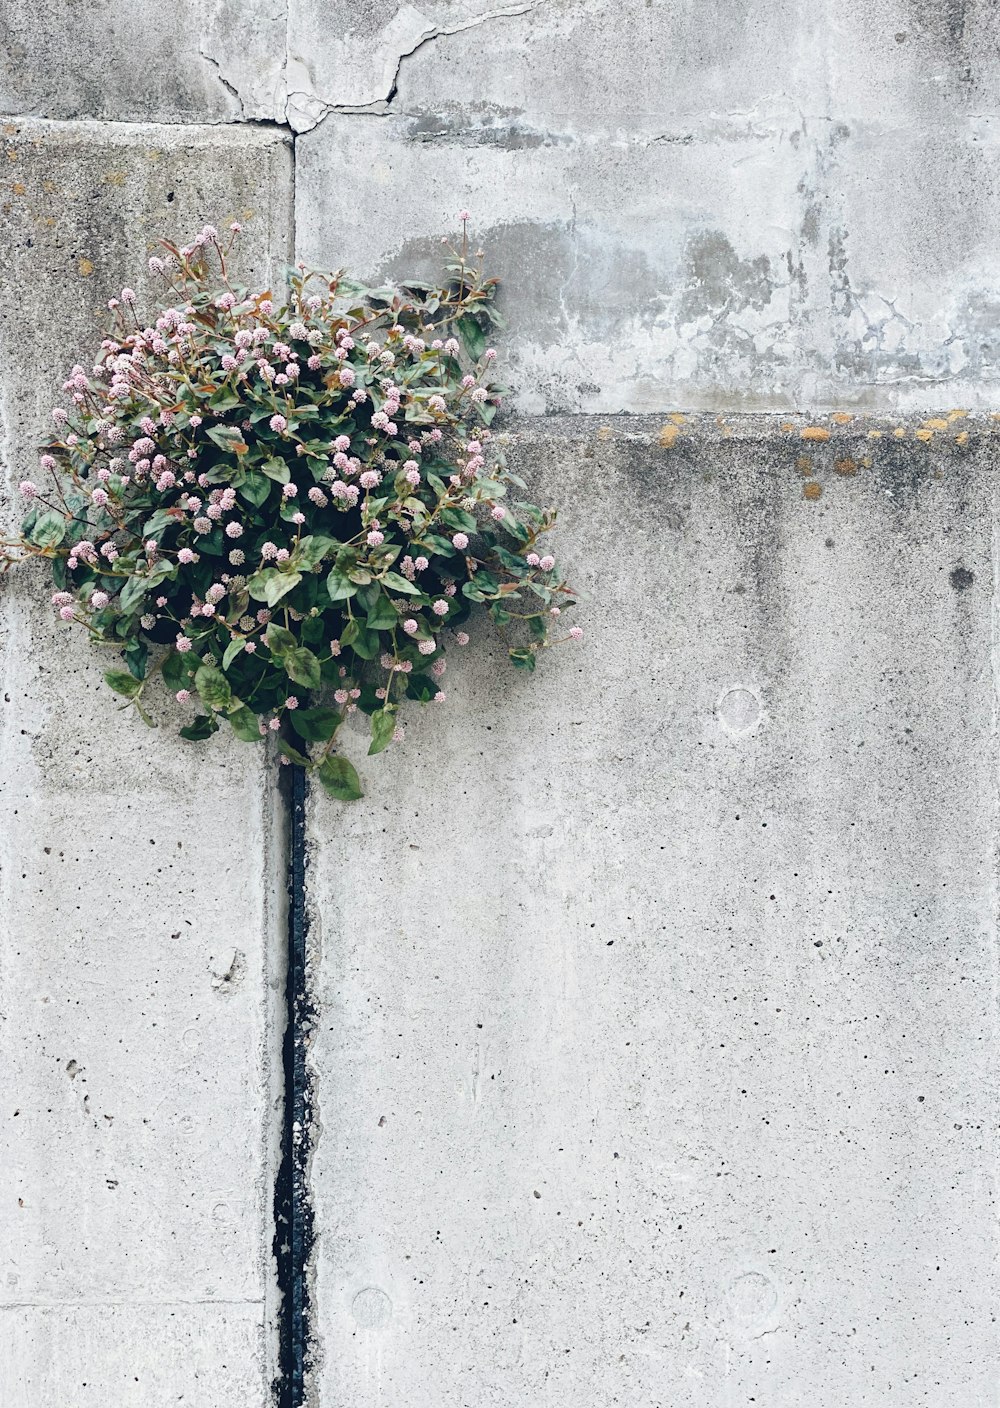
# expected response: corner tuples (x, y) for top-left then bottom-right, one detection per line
(725, 1271), (778, 1331)
(950, 565), (974, 591)
(352, 1287), (393, 1329)
(717, 687), (762, 735)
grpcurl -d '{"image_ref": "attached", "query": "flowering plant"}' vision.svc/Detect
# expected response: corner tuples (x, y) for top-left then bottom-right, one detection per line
(0, 220), (578, 799)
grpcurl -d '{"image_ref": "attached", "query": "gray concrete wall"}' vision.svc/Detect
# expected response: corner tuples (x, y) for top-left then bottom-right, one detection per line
(2, 2), (999, 1405)
(0, 122), (293, 1405)
(305, 416), (1000, 1406)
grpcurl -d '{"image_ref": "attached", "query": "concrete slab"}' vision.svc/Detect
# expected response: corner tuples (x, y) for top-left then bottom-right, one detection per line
(295, 0), (1000, 413)
(0, 119), (294, 1403)
(0, 0), (286, 124)
(305, 414), (1000, 1406)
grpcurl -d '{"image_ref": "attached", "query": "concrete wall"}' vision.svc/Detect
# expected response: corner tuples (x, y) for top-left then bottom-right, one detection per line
(2, 2), (999, 1405)
(305, 415), (1000, 1405)
(0, 122), (293, 1404)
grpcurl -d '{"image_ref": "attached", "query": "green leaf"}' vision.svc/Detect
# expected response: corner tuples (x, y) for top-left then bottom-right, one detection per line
(346, 626), (379, 660)
(296, 535), (338, 570)
(228, 704), (262, 741)
(366, 591), (399, 631)
(277, 737), (310, 766)
(457, 314), (487, 360)
(267, 570), (302, 607)
(326, 569), (357, 603)
(161, 649), (193, 690)
(194, 663), (233, 712)
(264, 623), (296, 656)
(208, 387), (243, 413)
(441, 507), (478, 533)
(368, 708), (396, 756)
(118, 575), (150, 615)
(290, 706), (341, 743)
(206, 424), (249, 455)
(180, 713), (219, 742)
(104, 668), (142, 699)
(380, 570), (421, 596)
(239, 471), (272, 507)
(120, 560), (175, 615)
(124, 640), (148, 680)
(248, 568), (303, 607)
(285, 647), (321, 690)
(509, 646), (536, 672)
(222, 638), (245, 670)
(31, 510), (67, 548)
(317, 755), (363, 801)
(142, 508), (177, 541)
(260, 456), (290, 484)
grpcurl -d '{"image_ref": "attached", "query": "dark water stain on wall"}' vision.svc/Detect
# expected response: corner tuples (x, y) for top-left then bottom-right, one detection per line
(383, 221), (671, 346)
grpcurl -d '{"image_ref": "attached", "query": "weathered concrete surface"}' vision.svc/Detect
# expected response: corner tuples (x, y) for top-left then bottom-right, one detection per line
(295, 0), (1000, 413)
(0, 0), (286, 124)
(0, 121), (293, 1404)
(306, 414), (1000, 1406)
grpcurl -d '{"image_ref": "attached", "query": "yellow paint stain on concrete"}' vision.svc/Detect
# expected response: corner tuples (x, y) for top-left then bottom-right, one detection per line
(893, 428), (907, 439)
(104, 171), (126, 187)
(956, 431), (970, 446)
(923, 418), (948, 431)
(3, 124), (18, 136)
(795, 456), (814, 476)
(803, 481), (823, 500)
(780, 421), (796, 432)
(915, 428), (934, 443)
(834, 457), (858, 475)
(78, 258), (94, 277)
(831, 412), (853, 424)
(11, 181), (25, 196)
(596, 425), (612, 441)
(947, 409), (968, 422)
(658, 423), (680, 449)
(861, 456), (873, 468)
(42, 179), (57, 194)
(800, 427), (830, 442)
(667, 412), (687, 425)
(868, 430), (883, 440)
(5, 149), (18, 162)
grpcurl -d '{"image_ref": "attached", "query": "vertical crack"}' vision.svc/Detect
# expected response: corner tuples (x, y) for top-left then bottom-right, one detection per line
(273, 763), (316, 1406)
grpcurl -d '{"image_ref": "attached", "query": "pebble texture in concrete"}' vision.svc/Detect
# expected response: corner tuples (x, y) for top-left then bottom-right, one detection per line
(0, 121), (293, 1405)
(306, 416), (999, 1406)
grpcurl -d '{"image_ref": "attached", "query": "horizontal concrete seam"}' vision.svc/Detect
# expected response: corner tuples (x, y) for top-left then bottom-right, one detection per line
(0, 1298), (267, 1309)
(0, 113), (295, 139)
